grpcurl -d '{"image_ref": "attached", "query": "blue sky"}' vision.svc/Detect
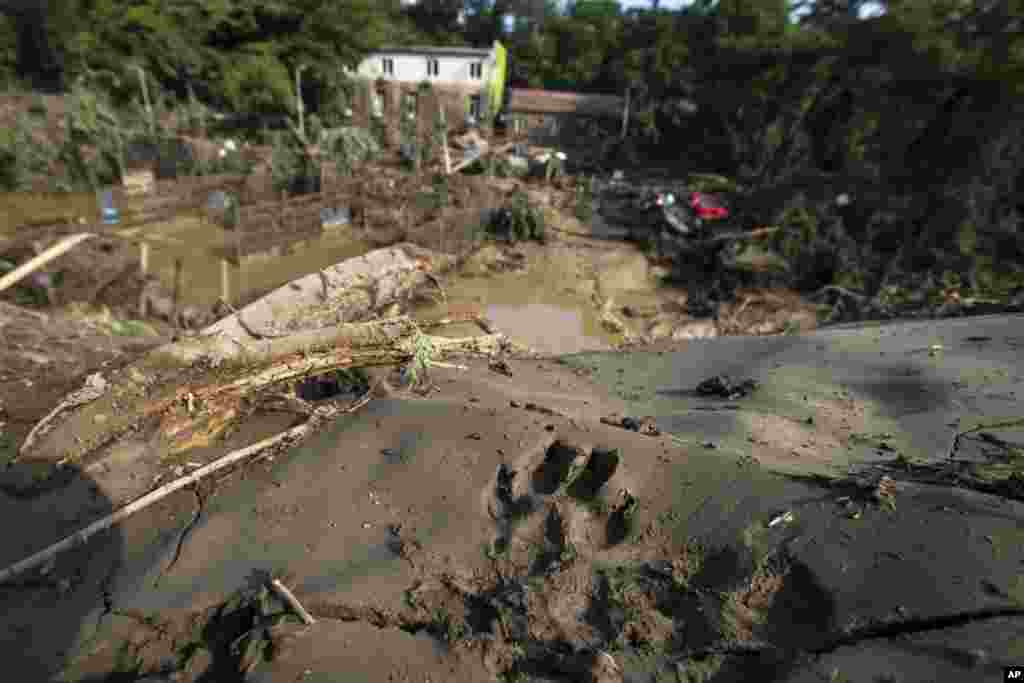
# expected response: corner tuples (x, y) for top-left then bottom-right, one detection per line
(570, 1), (887, 19)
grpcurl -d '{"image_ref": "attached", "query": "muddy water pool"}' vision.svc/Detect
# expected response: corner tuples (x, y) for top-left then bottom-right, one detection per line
(413, 259), (626, 355)
(4, 190), (654, 353)
(136, 216), (375, 307)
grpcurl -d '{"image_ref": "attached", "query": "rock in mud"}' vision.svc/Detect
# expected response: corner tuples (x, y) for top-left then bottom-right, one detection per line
(600, 415), (660, 436)
(695, 374), (759, 399)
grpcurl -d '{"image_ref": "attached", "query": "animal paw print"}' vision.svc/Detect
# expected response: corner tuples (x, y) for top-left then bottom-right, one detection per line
(486, 439), (639, 575)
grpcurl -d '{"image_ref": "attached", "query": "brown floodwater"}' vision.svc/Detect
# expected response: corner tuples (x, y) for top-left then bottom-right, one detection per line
(4, 191), (628, 353)
(413, 267), (623, 355)
(135, 216), (375, 307)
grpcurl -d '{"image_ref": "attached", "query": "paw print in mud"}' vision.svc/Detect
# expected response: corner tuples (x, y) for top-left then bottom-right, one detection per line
(486, 439), (639, 576)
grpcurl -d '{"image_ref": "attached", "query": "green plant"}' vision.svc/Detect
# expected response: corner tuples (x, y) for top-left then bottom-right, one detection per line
(560, 542), (578, 564)
(0, 113), (53, 191)
(223, 195), (240, 228)
(432, 102), (450, 168)
(399, 92), (420, 171)
(401, 324), (438, 389)
(432, 172), (450, 209)
(488, 190), (546, 243)
(0, 430), (17, 467)
(484, 541), (508, 560)
(432, 607), (466, 643)
(57, 71), (127, 189)
(27, 96), (47, 118)
(575, 175), (595, 223)
(322, 126), (380, 177)
(270, 129), (303, 193)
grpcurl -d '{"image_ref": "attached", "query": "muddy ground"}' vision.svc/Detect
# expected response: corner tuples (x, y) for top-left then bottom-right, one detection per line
(2, 163), (1023, 682)
(0, 165), (820, 469)
(1, 314), (1022, 683)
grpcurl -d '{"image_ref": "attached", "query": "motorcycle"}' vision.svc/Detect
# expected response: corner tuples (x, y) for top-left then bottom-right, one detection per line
(650, 191), (731, 237)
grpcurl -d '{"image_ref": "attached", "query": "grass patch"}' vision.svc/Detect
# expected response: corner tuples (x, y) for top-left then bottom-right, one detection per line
(108, 318), (158, 336)
(0, 431), (17, 468)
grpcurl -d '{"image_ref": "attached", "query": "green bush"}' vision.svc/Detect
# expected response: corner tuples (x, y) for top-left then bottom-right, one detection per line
(575, 175), (595, 223)
(0, 114), (55, 191)
(486, 190), (546, 243)
(322, 126), (380, 176)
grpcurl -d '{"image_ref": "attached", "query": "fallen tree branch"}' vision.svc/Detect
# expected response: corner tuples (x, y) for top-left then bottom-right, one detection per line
(0, 394), (370, 585)
(17, 314), (518, 470)
(269, 578), (317, 626)
(809, 284), (868, 304)
(682, 226), (781, 249)
(0, 233), (96, 294)
(19, 372), (108, 457)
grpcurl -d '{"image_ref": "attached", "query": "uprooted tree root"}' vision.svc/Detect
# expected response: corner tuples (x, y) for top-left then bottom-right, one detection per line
(13, 314), (521, 475)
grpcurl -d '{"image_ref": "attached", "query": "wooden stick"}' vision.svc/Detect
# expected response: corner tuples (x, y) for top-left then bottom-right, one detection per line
(269, 578), (317, 625)
(448, 141), (515, 175)
(0, 233), (96, 294)
(0, 395), (368, 585)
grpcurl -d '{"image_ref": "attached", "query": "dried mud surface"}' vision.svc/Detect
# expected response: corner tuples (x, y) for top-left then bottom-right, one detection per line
(1, 325), (1021, 683)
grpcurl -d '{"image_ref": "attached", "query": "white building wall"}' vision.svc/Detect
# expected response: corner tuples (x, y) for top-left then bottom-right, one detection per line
(356, 52), (494, 89)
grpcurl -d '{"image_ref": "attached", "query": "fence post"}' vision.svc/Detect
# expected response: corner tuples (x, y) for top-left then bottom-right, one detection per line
(281, 191), (289, 237)
(172, 258), (183, 314)
(220, 258), (231, 305)
(440, 103), (452, 175)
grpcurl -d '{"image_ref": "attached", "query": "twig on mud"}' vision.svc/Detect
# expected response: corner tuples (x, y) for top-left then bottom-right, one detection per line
(269, 578), (317, 625)
(947, 416), (1024, 460)
(0, 300), (50, 323)
(424, 271), (447, 305)
(810, 285), (867, 304)
(23, 372), (109, 458)
(0, 388), (375, 585)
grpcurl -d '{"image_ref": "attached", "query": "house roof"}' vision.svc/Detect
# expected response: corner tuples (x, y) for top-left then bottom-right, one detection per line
(373, 46), (493, 59)
(508, 89), (625, 118)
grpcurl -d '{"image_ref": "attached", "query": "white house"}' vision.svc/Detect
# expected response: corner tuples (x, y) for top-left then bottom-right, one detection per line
(353, 44), (505, 121)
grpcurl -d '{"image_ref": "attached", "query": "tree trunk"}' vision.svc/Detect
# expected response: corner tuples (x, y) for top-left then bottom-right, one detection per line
(10, 245), (511, 488)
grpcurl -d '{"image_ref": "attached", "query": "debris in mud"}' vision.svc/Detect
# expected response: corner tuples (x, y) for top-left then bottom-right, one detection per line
(829, 473), (900, 512)
(767, 510), (795, 528)
(523, 402), (564, 417)
(489, 356), (513, 376)
(873, 475), (898, 510)
(695, 374), (760, 399)
(600, 414), (660, 436)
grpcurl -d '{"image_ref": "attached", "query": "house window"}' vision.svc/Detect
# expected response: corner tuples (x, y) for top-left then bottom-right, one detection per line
(381, 57), (394, 76)
(470, 62), (483, 79)
(469, 94), (482, 119)
(427, 58), (439, 77)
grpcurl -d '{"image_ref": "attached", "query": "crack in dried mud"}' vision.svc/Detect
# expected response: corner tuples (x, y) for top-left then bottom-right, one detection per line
(156, 484), (205, 585)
